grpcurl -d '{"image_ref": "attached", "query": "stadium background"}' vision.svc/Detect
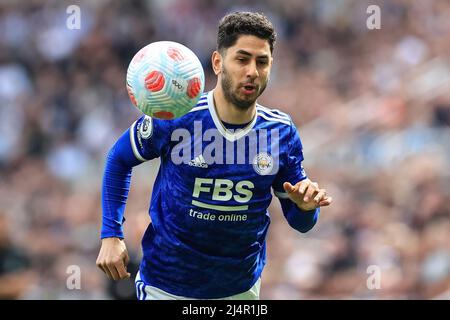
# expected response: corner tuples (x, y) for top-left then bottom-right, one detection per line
(0, 0), (449, 299)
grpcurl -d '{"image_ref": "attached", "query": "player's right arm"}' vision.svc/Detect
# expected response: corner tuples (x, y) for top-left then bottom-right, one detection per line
(97, 115), (170, 280)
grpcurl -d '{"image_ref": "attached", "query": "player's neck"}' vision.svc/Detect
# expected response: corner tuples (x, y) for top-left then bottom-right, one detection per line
(212, 88), (256, 125)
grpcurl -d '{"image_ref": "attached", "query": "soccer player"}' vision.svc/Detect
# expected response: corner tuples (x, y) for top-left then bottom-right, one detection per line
(96, 12), (332, 300)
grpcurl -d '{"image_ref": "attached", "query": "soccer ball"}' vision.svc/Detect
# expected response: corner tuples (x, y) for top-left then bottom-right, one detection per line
(126, 41), (205, 120)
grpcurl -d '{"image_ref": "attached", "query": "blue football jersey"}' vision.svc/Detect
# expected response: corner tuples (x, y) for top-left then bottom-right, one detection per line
(116, 90), (316, 298)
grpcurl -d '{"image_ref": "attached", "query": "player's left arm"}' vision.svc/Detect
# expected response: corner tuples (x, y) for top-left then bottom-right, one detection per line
(283, 179), (332, 211)
(272, 121), (332, 233)
(276, 180), (331, 234)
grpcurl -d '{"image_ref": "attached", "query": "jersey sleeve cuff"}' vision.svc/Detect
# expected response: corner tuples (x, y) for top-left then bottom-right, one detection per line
(100, 230), (124, 240)
(274, 190), (289, 199)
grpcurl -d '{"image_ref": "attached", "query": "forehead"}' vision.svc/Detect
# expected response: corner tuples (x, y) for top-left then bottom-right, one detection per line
(227, 35), (271, 57)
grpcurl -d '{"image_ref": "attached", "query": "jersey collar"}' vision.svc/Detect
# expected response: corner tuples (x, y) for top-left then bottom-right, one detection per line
(207, 90), (258, 142)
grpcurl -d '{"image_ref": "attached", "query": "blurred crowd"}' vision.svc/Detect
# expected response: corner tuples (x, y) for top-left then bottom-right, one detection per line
(0, 0), (449, 299)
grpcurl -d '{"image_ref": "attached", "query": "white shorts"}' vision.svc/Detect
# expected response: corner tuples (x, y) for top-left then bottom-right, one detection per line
(135, 271), (261, 300)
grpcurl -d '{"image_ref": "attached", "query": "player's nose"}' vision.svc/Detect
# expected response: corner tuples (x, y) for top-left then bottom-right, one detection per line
(246, 60), (259, 79)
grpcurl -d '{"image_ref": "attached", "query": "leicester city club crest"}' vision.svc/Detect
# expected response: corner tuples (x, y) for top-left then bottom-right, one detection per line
(253, 152), (274, 175)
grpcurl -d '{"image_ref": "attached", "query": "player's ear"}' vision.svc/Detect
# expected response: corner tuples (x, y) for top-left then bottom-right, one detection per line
(212, 50), (222, 75)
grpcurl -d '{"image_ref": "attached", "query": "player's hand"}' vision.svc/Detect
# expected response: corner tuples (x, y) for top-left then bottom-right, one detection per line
(96, 237), (131, 281)
(283, 179), (332, 211)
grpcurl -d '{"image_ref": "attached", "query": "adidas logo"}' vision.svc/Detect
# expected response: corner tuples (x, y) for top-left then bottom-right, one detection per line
(188, 155), (208, 168)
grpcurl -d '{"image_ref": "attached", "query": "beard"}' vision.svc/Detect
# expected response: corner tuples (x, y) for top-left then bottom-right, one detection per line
(221, 65), (268, 111)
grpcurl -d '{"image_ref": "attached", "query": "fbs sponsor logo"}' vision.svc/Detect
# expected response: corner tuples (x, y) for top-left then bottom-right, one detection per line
(189, 154), (208, 168)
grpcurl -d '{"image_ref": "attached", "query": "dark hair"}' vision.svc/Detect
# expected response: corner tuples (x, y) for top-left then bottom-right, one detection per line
(217, 12), (276, 54)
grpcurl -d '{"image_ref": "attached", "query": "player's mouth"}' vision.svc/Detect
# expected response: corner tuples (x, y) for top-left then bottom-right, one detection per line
(240, 83), (257, 95)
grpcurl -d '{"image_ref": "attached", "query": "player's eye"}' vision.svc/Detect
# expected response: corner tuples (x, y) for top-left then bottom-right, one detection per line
(257, 60), (268, 66)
